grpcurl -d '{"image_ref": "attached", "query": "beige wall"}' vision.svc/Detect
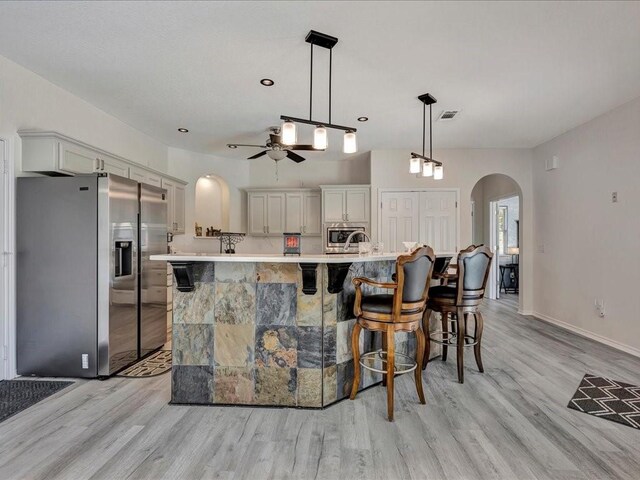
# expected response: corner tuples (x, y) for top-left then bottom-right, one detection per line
(532, 96), (640, 355)
(370, 148), (533, 312)
(0, 54), (168, 174)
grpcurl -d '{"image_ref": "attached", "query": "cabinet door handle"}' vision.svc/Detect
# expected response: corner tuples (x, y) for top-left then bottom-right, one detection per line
(267, 226), (270, 233)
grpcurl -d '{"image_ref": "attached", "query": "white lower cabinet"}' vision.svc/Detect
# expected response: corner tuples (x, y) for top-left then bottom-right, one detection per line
(248, 189), (321, 237)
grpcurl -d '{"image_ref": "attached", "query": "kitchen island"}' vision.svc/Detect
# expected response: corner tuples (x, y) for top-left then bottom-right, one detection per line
(151, 252), (440, 408)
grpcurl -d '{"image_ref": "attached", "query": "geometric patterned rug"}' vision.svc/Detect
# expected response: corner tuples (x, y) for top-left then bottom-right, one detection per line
(116, 350), (172, 378)
(0, 379), (74, 423)
(568, 374), (640, 430)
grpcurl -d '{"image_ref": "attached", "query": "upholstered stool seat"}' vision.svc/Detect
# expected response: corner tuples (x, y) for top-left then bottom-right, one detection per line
(350, 246), (436, 421)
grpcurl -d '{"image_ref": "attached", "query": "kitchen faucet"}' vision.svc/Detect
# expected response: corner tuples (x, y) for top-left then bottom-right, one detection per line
(343, 231), (371, 252)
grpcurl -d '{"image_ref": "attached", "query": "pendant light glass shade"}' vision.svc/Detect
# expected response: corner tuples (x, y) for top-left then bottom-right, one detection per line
(343, 130), (357, 153)
(313, 126), (328, 150)
(281, 120), (297, 145)
(409, 156), (421, 174)
(434, 164), (444, 180)
(422, 160), (433, 177)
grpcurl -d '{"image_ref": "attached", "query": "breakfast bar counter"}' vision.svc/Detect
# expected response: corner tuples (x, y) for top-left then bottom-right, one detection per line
(151, 252), (440, 408)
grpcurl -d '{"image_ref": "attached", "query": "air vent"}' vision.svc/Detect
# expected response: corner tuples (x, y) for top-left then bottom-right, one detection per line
(437, 110), (460, 121)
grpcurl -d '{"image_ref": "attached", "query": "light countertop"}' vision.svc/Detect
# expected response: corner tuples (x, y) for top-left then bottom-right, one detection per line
(150, 252), (404, 263)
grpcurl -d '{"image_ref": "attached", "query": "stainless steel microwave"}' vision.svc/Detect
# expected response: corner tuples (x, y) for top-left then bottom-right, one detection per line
(324, 223), (367, 254)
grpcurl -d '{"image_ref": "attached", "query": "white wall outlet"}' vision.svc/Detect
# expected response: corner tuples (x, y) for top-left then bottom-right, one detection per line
(545, 155), (559, 171)
(81, 354), (89, 369)
(612, 192), (618, 203)
(595, 299), (605, 317)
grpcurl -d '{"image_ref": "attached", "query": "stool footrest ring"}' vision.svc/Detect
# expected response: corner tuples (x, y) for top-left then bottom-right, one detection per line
(359, 349), (417, 375)
(429, 331), (478, 347)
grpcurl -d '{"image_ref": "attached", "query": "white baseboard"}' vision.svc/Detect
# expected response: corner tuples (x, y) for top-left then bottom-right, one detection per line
(531, 311), (640, 359)
(518, 309), (533, 316)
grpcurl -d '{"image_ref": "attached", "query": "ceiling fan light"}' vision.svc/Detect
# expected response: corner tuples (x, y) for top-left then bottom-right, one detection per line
(343, 131), (357, 154)
(313, 126), (328, 150)
(267, 150), (287, 161)
(434, 164), (444, 180)
(281, 120), (296, 145)
(422, 160), (433, 177)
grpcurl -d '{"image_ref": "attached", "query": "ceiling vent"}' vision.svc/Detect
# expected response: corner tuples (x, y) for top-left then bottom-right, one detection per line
(437, 110), (460, 121)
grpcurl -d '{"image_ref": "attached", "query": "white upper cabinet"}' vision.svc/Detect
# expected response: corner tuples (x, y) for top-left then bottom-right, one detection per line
(20, 131), (187, 235)
(58, 141), (98, 174)
(345, 189), (369, 222)
(248, 192), (268, 235)
(174, 184), (186, 234)
(303, 192), (321, 235)
(98, 154), (129, 177)
(322, 190), (346, 222)
(161, 178), (186, 235)
(321, 186), (370, 223)
(285, 192), (304, 233)
(248, 189), (321, 237)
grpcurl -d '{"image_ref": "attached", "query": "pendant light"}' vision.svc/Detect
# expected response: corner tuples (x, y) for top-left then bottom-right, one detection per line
(281, 120), (297, 145)
(422, 160), (433, 177)
(313, 125), (328, 149)
(343, 130), (357, 154)
(409, 156), (421, 174)
(281, 30), (358, 154)
(410, 93), (444, 179)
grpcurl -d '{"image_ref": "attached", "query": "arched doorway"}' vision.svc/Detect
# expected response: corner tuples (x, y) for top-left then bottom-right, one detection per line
(470, 174), (523, 304)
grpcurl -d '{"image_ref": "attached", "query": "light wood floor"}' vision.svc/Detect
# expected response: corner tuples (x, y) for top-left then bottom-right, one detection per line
(1, 300), (640, 480)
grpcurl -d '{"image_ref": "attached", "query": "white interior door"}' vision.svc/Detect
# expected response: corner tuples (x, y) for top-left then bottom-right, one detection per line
(418, 191), (457, 254)
(380, 192), (419, 252)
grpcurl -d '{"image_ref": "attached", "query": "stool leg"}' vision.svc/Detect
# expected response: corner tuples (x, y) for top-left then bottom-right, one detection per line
(415, 327), (426, 404)
(421, 309), (432, 370)
(441, 312), (449, 362)
(381, 332), (387, 387)
(349, 322), (363, 400)
(386, 326), (395, 422)
(456, 307), (465, 384)
(474, 311), (485, 373)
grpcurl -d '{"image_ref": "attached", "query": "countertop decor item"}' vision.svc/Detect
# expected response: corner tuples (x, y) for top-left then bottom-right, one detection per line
(410, 93), (444, 179)
(280, 30), (359, 154)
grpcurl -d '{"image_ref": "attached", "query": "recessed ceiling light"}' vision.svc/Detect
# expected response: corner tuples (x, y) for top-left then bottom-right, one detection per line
(177, 128), (189, 133)
(357, 116), (368, 122)
(260, 78), (274, 86)
(227, 144), (237, 149)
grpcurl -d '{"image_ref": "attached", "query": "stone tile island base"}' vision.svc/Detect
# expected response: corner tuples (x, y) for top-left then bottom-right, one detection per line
(170, 259), (441, 408)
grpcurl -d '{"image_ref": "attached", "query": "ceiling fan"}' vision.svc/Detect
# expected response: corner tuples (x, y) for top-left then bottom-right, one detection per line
(227, 128), (323, 163)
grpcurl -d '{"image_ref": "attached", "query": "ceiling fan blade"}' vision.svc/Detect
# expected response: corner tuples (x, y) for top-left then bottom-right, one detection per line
(286, 151), (306, 163)
(289, 144), (323, 151)
(247, 151), (268, 160)
(229, 144), (268, 148)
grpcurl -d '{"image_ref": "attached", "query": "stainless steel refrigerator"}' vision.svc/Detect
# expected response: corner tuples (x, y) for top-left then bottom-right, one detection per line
(16, 174), (168, 378)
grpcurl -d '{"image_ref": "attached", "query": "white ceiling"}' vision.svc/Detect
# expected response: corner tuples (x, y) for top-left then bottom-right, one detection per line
(1, 1), (639, 161)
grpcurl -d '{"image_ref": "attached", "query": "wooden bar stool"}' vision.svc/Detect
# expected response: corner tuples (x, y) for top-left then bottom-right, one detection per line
(350, 246), (436, 421)
(422, 245), (493, 384)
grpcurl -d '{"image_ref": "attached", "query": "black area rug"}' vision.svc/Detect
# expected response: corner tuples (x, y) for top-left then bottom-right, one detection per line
(116, 350), (171, 378)
(0, 379), (73, 423)
(568, 374), (640, 429)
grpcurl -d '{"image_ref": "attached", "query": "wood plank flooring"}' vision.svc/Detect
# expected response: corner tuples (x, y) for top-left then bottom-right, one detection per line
(1, 300), (640, 480)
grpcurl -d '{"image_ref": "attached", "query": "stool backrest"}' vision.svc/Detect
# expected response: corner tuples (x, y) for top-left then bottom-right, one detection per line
(456, 245), (493, 306)
(394, 246), (436, 318)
